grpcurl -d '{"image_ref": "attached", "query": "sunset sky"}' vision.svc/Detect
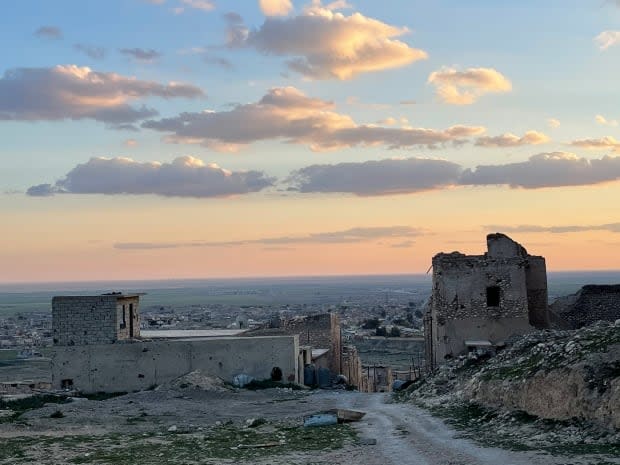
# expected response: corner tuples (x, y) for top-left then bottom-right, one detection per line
(2, 0), (620, 282)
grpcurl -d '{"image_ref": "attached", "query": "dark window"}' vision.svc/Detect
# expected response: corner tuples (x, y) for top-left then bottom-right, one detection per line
(271, 367), (283, 382)
(120, 304), (126, 329)
(61, 379), (74, 389)
(486, 286), (501, 307)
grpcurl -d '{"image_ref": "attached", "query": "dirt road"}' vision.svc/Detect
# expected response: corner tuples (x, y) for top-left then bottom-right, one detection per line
(328, 392), (618, 465)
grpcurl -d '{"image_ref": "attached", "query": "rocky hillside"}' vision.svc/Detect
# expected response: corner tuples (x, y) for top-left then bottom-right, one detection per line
(408, 321), (619, 431)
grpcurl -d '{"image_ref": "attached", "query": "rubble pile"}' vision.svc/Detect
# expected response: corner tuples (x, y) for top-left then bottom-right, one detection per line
(160, 370), (232, 392)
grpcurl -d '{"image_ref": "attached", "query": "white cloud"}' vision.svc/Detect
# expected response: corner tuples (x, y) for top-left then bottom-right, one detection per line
(428, 67), (512, 105)
(180, 0), (215, 11)
(475, 130), (550, 147)
(594, 30), (620, 50)
(27, 156), (274, 198)
(143, 86), (485, 151)
(595, 114), (618, 127)
(230, 2), (427, 79)
(547, 118), (561, 128)
(0, 65), (204, 125)
(259, 0), (293, 16)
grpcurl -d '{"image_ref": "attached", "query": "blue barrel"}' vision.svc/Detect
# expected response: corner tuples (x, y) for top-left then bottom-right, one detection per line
(317, 367), (331, 388)
(304, 364), (316, 386)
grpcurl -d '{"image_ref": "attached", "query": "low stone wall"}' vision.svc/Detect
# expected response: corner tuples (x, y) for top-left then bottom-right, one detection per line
(52, 335), (298, 393)
(551, 285), (620, 329)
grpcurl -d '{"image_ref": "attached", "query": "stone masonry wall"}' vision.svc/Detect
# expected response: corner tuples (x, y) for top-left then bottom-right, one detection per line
(342, 345), (364, 390)
(431, 254), (530, 321)
(427, 234), (548, 366)
(248, 313), (341, 374)
(550, 285), (620, 329)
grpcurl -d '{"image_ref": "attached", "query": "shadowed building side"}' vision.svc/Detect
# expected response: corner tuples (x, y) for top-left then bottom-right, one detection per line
(425, 233), (549, 369)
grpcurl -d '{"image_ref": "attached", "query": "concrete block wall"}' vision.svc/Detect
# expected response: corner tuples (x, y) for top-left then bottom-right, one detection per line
(52, 296), (118, 346)
(52, 335), (299, 393)
(52, 295), (140, 346)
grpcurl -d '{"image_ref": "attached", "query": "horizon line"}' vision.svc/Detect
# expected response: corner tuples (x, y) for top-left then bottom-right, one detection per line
(2, 268), (620, 288)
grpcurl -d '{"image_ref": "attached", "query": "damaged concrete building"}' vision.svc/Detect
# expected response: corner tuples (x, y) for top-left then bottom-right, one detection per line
(51, 294), (299, 392)
(425, 233), (549, 369)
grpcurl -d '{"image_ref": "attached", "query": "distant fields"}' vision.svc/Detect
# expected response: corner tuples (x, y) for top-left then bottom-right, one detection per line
(1, 271), (619, 316)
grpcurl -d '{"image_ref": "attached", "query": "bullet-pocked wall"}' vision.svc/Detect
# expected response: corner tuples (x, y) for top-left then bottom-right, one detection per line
(52, 335), (299, 393)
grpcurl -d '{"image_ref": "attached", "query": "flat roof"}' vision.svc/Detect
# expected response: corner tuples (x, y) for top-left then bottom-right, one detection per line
(141, 329), (248, 339)
(53, 293), (143, 299)
(311, 348), (330, 359)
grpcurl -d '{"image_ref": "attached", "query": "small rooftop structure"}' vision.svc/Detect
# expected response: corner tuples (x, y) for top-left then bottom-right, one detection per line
(425, 233), (549, 369)
(52, 293), (141, 346)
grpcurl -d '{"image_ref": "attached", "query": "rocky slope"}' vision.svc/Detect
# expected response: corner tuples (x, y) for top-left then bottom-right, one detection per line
(406, 321), (619, 449)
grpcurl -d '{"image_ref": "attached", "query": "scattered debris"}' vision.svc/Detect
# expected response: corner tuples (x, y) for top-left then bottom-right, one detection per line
(357, 437), (377, 445)
(304, 412), (338, 427)
(233, 374), (255, 388)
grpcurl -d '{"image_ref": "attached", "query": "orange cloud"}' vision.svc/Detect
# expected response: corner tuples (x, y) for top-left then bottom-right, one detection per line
(259, 0), (293, 16)
(475, 130), (550, 147)
(428, 67), (512, 105)
(143, 86), (485, 151)
(570, 136), (620, 153)
(230, 2), (427, 79)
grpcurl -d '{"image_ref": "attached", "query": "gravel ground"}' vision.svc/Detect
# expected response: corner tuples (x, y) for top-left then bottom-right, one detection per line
(1, 388), (618, 464)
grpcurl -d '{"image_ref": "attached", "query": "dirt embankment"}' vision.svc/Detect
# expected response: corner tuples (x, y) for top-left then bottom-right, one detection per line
(409, 321), (620, 431)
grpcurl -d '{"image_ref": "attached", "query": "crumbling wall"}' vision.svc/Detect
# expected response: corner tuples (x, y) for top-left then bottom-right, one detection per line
(363, 366), (392, 392)
(525, 256), (549, 328)
(52, 335), (299, 393)
(430, 253), (531, 362)
(248, 313), (341, 374)
(427, 233), (549, 367)
(341, 345), (364, 390)
(550, 285), (620, 329)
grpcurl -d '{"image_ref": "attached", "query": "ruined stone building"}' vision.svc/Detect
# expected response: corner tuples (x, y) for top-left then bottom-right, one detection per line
(550, 284), (620, 329)
(425, 233), (549, 369)
(247, 313), (342, 375)
(52, 294), (299, 392)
